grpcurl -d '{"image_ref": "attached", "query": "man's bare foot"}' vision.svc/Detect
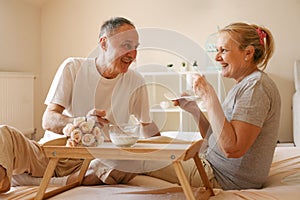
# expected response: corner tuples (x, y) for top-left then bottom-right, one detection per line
(0, 165), (10, 193)
(66, 169), (103, 186)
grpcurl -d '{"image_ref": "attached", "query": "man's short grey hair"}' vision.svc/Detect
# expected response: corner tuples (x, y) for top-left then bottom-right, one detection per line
(99, 17), (135, 38)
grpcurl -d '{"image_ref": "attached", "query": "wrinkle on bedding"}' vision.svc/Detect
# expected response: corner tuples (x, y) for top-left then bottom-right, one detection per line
(282, 172), (300, 184)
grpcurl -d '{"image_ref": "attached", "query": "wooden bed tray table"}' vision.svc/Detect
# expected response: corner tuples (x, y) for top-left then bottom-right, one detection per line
(33, 138), (214, 200)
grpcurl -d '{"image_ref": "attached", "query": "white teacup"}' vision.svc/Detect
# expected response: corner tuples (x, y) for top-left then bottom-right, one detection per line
(160, 101), (170, 109)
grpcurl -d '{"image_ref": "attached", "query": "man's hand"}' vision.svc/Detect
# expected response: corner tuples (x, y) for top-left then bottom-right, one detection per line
(141, 121), (160, 138)
(86, 109), (110, 127)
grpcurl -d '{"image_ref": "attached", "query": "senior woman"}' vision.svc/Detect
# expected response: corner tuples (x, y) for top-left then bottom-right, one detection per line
(147, 22), (281, 190)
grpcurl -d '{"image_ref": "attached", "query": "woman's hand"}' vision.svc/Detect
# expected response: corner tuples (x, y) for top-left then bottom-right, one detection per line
(172, 91), (200, 115)
(172, 91), (210, 139)
(192, 74), (218, 108)
(173, 98), (200, 114)
(86, 109), (110, 127)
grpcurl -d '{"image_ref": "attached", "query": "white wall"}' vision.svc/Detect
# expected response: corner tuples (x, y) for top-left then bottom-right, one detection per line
(40, 0), (300, 142)
(1, 0), (300, 141)
(0, 0), (42, 137)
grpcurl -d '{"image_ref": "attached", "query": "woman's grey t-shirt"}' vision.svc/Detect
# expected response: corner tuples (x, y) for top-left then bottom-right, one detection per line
(206, 71), (281, 190)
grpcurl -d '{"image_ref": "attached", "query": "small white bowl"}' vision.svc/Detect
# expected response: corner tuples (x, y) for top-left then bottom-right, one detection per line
(160, 101), (170, 109)
(109, 124), (140, 147)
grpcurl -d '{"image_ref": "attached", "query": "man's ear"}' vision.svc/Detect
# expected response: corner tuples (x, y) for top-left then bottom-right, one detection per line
(99, 36), (107, 50)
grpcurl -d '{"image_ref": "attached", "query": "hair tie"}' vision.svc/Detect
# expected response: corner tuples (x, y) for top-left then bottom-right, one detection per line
(256, 28), (267, 45)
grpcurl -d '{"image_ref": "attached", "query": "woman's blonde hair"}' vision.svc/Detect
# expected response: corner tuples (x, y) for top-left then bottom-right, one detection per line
(219, 22), (274, 70)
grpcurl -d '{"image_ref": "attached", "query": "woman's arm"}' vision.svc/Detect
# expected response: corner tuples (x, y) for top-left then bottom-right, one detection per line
(193, 74), (261, 158)
(174, 99), (210, 139)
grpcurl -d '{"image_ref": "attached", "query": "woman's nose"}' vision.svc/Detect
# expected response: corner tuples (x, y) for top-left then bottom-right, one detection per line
(215, 52), (222, 61)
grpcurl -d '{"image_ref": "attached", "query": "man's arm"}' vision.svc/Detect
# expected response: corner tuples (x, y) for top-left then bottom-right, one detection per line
(140, 121), (160, 138)
(42, 104), (110, 135)
(42, 103), (73, 134)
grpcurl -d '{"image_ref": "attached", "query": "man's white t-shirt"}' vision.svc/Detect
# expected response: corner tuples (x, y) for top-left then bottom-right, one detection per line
(41, 57), (151, 143)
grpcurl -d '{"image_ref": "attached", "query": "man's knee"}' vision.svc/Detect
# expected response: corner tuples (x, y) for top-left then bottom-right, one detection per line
(0, 165), (10, 193)
(0, 125), (22, 141)
(0, 125), (12, 137)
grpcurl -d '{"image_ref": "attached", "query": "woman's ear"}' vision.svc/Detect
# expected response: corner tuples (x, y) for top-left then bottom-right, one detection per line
(99, 36), (107, 50)
(244, 45), (255, 60)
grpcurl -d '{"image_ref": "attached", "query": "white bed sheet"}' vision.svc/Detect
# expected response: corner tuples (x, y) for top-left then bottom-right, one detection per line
(1, 146), (299, 200)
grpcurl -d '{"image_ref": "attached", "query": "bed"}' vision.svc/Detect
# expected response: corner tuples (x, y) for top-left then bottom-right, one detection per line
(1, 61), (300, 200)
(1, 144), (299, 200)
(51, 146), (300, 200)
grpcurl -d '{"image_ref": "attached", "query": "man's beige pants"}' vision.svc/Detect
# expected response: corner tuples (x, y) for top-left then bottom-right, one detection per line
(0, 125), (135, 186)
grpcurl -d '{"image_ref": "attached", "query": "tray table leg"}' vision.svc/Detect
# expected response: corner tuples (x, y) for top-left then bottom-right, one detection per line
(193, 155), (214, 197)
(34, 158), (92, 200)
(77, 159), (92, 184)
(34, 158), (59, 200)
(172, 161), (196, 200)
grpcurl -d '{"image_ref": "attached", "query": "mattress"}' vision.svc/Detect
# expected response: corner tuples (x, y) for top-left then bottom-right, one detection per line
(1, 146), (299, 200)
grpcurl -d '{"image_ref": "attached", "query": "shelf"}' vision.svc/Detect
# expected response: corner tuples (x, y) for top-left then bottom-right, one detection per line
(151, 107), (207, 113)
(150, 108), (181, 112)
(140, 70), (220, 76)
(140, 70), (221, 132)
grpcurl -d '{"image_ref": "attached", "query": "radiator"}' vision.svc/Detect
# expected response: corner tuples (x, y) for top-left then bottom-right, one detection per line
(0, 72), (35, 138)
